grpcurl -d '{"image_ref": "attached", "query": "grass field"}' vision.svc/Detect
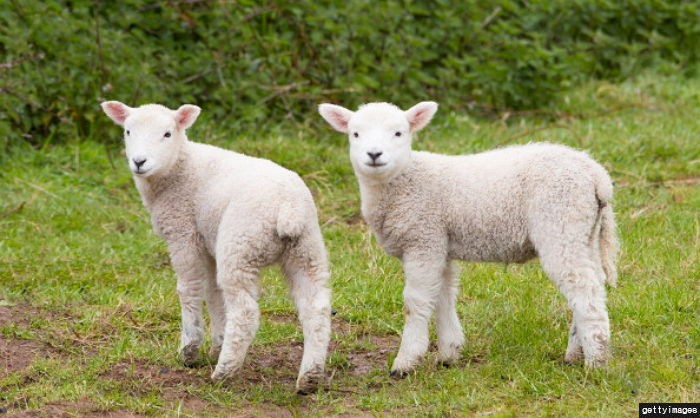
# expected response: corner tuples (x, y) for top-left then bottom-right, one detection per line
(1, 73), (698, 417)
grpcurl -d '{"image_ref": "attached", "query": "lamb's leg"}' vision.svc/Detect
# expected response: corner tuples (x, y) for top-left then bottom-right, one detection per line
(391, 256), (445, 376)
(283, 260), (331, 394)
(436, 261), (464, 365)
(211, 265), (261, 381)
(541, 251), (611, 366)
(564, 323), (584, 363)
(563, 275), (609, 366)
(170, 246), (209, 367)
(204, 268), (226, 361)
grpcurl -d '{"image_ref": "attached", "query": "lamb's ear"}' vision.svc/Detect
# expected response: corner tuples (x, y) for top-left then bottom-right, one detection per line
(405, 101), (438, 132)
(101, 101), (132, 126)
(175, 104), (201, 130)
(318, 104), (354, 133)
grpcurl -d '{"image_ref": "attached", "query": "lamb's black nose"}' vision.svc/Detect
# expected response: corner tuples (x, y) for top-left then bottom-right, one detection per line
(133, 158), (147, 168)
(367, 151), (383, 162)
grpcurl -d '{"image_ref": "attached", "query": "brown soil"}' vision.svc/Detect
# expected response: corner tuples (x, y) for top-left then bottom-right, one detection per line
(0, 305), (42, 328)
(0, 337), (48, 376)
(0, 305), (59, 377)
(6, 399), (147, 418)
(344, 334), (396, 376)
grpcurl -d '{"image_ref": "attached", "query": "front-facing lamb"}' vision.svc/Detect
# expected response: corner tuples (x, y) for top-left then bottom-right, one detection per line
(102, 101), (331, 393)
(319, 101), (618, 375)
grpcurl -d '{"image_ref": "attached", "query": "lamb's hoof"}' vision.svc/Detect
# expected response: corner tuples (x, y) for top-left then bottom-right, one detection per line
(583, 334), (610, 367)
(564, 349), (584, 364)
(390, 355), (418, 378)
(584, 353), (610, 368)
(438, 339), (463, 359)
(180, 344), (200, 368)
(437, 348), (462, 367)
(296, 367), (325, 395)
(389, 368), (411, 379)
(211, 367), (233, 382)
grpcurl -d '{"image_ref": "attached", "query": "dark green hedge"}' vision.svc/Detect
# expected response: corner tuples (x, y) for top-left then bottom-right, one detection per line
(1, 0), (698, 145)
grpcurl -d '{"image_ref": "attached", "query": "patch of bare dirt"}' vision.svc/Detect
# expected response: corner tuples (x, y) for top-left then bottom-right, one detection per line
(0, 305), (62, 377)
(5, 399), (147, 418)
(99, 357), (302, 416)
(328, 315), (399, 377)
(0, 337), (48, 375)
(0, 305), (43, 328)
(100, 359), (209, 387)
(263, 314), (399, 379)
(343, 335), (397, 377)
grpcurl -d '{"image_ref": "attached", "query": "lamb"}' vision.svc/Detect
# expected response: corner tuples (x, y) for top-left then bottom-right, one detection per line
(319, 101), (618, 375)
(101, 101), (331, 393)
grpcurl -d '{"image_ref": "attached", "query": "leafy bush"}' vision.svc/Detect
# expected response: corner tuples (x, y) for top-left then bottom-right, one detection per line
(1, 0), (698, 146)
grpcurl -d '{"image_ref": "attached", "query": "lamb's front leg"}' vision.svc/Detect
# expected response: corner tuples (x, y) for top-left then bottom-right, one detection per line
(170, 245), (210, 367)
(436, 261), (464, 365)
(391, 256), (445, 376)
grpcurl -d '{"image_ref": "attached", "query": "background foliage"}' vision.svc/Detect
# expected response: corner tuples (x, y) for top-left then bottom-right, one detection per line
(1, 0), (699, 146)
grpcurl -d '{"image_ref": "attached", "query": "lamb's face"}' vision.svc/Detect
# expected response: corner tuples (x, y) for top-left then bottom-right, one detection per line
(101, 101), (201, 178)
(122, 107), (182, 177)
(319, 101), (438, 181)
(347, 103), (412, 178)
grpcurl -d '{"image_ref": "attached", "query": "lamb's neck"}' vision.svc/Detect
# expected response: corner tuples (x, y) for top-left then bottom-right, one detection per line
(357, 179), (384, 221)
(133, 152), (191, 210)
(356, 168), (408, 222)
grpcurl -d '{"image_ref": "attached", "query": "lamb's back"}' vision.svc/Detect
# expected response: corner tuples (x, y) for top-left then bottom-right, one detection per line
(390, 144), (598, 262)
(185, 142), (313, 251)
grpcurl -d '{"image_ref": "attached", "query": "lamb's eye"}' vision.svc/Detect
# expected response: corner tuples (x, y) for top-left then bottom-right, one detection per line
(395, 131), (402, 137)
(126, 130), (130, 136)
(164, 132), (171, 138)
(353, 132), (359, 138)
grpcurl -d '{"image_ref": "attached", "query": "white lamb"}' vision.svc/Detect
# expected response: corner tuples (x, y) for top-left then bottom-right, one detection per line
(101, 101), (331, 393)
(319, 101), (618, 375)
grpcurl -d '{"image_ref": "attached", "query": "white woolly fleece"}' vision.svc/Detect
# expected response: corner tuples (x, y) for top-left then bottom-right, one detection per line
(320, 101), (618, 374)
(102, 101), (331, 393)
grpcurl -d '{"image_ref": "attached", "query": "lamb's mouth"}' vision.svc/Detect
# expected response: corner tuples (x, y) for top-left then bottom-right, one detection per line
(133, 168), (151, 175)
(366, 162), (387, 167)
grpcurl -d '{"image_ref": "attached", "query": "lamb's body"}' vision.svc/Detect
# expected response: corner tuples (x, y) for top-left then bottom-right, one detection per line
(365, 144), (613, 270)
(102, 102), (331, 393)
(139, 141), (318, 264)
(319, 101), (618, 375)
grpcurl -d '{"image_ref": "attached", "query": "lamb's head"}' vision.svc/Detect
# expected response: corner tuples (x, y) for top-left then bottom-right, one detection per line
(101, 101), (201, 178)
(318, 101), (437, 180)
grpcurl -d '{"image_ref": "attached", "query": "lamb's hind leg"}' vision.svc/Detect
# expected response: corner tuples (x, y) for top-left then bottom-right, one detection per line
(210, 263), (261, 381)
(540, 248), (611, 367)
(282, 255), (331, 394)
(564, 232), (608, 364)
(391, 255), (445, 376)
(436, 261), (464, 365)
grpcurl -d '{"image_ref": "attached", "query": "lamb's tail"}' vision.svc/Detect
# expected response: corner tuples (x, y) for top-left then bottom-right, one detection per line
(276, 199), (309, 240)
(593, 163), (619, 287)
(599, 204), (619, 286)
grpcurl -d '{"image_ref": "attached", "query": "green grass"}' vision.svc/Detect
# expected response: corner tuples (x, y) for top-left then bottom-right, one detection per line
(1, 73), (698, 417)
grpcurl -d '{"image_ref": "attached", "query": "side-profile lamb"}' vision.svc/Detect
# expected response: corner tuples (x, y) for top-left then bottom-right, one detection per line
(101, 101), (331, 393)
(319, 101), (618, 375)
